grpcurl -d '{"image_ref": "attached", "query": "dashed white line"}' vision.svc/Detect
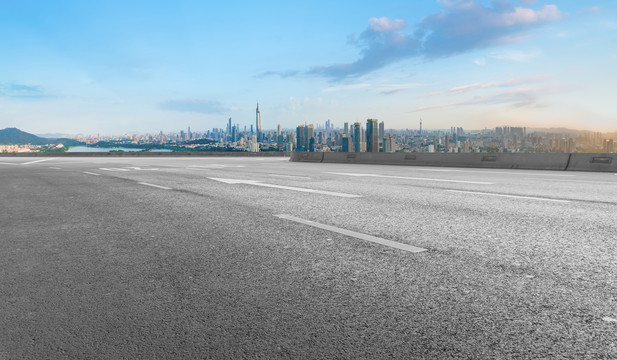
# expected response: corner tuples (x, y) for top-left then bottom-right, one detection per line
(138, 182), (172, 190)
(210, 177), (360, 198)
(325, 172), (493, 185)
(275, 214), (427, 253)
(22, 158), (55, 165)
(269, 174), (311, 180)
(99, 168), (130, 172)
(446, 190), (571, 203)
(49, 167), (62, 170)
(188, 164), (245, 169)
(83, 171), (101, 176)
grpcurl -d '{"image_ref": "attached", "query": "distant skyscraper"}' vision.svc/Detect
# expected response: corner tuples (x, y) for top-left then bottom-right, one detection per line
(296, 125), (306, 151)
(344, 122), (349, 136)
(256, 102), (262, 142)
(306, 124), (314, 151)
(384, 133), (395, 152)
(228, 118), (232, 140)
(366, 119), (379, 152)
(353, 122), (363, 152)
(342, 136), (352, 152)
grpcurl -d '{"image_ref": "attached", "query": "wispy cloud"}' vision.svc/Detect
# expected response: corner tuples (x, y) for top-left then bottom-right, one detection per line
(160, 99), (229, 114)
(377, 83), (421, 95)
(583, 6), (602, 15)
(423, 74), (549, 97)
(255, 70), (300, 79)
(447, 75), (549, 94)
(490, 49), (541, 62)
(300, 0), (561, 80)
(322, 83), (371, 93)
(0, 82), (47, 98)
(413, 84), (570, 112)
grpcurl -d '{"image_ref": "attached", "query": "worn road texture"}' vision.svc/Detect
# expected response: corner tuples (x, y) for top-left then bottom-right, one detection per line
(1, 157), (616, 359)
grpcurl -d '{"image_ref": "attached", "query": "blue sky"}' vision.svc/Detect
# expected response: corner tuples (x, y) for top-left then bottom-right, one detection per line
(1, 0), (615, 134)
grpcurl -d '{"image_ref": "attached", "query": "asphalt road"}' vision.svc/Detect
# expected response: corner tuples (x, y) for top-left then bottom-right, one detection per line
(1, 156), (616, 359)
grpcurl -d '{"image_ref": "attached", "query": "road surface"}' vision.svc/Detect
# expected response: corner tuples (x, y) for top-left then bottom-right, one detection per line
(1, 156), (616, 358)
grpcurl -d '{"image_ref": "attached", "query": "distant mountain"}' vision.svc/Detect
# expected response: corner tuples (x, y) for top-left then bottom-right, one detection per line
(0, 128), (85, 146)
(35, 132), (72, 138)
(0, 127), (47, 145)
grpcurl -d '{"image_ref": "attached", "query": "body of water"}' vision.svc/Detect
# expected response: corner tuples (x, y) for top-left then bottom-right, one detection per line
(67, 146), (144, 152)
(67, 146), (173, 152)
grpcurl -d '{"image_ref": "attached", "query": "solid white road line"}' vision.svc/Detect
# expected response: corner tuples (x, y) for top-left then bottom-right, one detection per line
(138, 182), (172, 190)
(325, 172), (493, 185)
(99, 168), (130, 171)
(0, 162), (20, 165)
(83, 171), (101, 176)
(412, 168), (575, 177)
(209, 177), (361, 198)
(275, 214), (427, 253)
(446, 190), (571, 203)
(269, 174), (311, 180)
(22, 158), (55, 165)
(49, 167), (62, 169)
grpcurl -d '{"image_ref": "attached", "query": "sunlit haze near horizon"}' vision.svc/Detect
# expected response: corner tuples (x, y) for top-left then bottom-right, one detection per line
(1, 0), (615, 135)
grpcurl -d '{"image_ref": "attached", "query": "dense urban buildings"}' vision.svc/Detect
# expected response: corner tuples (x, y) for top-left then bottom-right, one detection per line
(2, 111), (616, 154)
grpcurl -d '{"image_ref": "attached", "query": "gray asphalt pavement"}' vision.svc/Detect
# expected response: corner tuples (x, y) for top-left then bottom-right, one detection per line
(1, 156), (616, 359)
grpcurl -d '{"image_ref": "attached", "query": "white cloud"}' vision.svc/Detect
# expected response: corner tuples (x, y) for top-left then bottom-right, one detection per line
(473, 58), (486, 66)
(501, 5), (561, 26)
(368, 17), (407, 32)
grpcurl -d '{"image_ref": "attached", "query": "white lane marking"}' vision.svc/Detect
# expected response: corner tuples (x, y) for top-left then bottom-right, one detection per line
(22, 158), (55, 165)
(325, 172), (493, 185)
(0, 162), (20, 165)
(83, 171), (101, 176)
(275, 214), (427, 253)
(124, 167), (159, 171)
(524, 178), (616, 185)
(269, 174), (311, 180)
(99, 167), (130, 172)
(446, 190), (571, 203)
(138, 182), (172, 190)
(413, 168), (575, 177)
(209, 177), (361, 198)
(49, 167), (62, 170)
(188, 164), (245, 168)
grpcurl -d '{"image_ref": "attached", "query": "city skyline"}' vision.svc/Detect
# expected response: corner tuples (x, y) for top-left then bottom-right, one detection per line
(1, 1), (616, 134)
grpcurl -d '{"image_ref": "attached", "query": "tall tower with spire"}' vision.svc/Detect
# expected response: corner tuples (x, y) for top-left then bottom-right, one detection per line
(256, 102), (262, 142)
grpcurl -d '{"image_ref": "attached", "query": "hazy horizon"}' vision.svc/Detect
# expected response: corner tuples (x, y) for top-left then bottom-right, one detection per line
(1, 0), (616, 134)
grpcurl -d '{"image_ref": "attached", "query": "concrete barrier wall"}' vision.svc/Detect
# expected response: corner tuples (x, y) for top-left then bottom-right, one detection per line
(0, 151), (291, 158)
(289, 152), (324, 163)
(565, 153), (617, 172)
(310, 152), (572, 171)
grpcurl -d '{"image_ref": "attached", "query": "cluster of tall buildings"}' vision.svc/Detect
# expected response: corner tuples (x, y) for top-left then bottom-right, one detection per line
(54, 102), (615, 154)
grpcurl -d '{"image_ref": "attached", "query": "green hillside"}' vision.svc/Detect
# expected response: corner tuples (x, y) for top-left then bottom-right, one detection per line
(0, 128), (84, 146)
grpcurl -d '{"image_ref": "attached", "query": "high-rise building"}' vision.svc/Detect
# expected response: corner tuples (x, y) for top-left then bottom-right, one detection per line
(344, 122), (349, 136)
(228, 118), (232, 140)
(384, 133), (395, 152)
(342, 136), (352, 152)
(256, 103), (262, 142)
(353, 122), (363, 153)
(296, 125), (306, 151)
(366, 119), (379, 152)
